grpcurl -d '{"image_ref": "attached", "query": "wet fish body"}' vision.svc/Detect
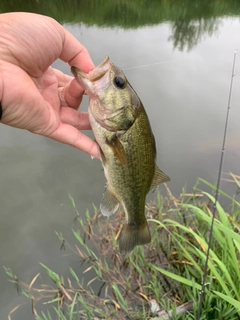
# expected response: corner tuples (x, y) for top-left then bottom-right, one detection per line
(71, 57), (170, 252)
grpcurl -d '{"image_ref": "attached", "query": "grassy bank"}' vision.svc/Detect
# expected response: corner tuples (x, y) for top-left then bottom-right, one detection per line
(5, 175), (240, 319)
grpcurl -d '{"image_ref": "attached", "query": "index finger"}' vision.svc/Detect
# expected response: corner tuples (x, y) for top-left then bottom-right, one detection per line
(58, 26), (95, 73)
(49, 122), (99, 158)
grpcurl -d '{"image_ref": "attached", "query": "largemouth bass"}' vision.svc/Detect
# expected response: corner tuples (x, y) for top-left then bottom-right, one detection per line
(71, 57), (170, 252)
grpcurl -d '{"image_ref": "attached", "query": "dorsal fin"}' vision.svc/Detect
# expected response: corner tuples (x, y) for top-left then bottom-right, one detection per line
(150, 165), (170, 191)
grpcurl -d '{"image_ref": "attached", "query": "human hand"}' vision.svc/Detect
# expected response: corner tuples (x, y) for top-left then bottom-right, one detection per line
(0, 12), (99, 158)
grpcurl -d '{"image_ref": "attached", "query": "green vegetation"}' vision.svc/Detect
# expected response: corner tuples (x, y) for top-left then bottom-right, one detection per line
(1, 0), (240, 27)
(1, 0), (240, 51)
(5, 175), (240, 319)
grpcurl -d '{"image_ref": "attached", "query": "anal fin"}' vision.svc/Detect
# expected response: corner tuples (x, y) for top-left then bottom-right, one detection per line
(100, 185), (120, 217)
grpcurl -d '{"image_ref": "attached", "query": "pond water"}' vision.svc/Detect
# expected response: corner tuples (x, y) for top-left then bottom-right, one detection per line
(0, 2), (240, 319)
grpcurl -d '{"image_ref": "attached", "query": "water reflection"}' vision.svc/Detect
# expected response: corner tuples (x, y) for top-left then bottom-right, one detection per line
(1, 0), (240, 51)
(169, 17), (222, 51)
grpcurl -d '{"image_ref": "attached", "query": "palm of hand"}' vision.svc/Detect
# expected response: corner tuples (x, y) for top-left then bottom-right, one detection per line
(0, 12), (98, 157)
(1, 62), (63, 134)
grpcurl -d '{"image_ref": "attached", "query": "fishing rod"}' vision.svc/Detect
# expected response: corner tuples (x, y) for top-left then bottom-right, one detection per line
(197, 50), (237, 319)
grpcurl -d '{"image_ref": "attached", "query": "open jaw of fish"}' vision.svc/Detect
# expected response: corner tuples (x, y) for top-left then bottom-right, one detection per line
(71, 56), (111, 97)
(71, 56), (124, 130)
(71, 57), (170, 253)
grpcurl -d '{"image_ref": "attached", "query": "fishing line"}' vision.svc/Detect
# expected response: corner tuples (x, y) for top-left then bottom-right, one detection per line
(122, 59), (177, 71)
(197, 50), (237, 319)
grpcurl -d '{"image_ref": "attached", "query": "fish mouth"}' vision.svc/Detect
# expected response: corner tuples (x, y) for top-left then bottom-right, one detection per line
(71, 56), (111, 82)
(89, 56), (111, 81)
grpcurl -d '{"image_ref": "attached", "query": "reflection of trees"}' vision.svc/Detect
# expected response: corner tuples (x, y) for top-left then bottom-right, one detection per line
(169, 17), (222, 51)
(166, 0), (235, 51)
(0, 0), (240, 51)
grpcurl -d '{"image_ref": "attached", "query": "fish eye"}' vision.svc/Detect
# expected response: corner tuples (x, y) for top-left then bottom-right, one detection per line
(114, 76), (125, 89)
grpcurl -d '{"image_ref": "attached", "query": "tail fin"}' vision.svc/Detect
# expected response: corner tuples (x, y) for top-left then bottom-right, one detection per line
(118, 221), (151, 253)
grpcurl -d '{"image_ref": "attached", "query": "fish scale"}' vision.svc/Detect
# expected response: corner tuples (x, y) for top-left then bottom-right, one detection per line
(71, 56), (170, 252)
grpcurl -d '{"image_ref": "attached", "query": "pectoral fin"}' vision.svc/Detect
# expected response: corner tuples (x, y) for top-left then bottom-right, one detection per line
(100, 185), (120, 217)
(150, 165), (170, 190)
(106, 135), (127, 166)
(99, 146), (106, 165)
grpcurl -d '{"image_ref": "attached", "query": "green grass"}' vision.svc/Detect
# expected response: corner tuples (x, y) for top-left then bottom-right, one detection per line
(4, 174), (240, 320)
